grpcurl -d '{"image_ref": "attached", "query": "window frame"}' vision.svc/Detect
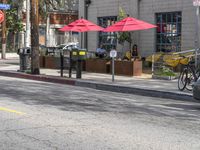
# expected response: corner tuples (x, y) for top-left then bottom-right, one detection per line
(156, 12), (182, 53)
(98, 16), (118, 51)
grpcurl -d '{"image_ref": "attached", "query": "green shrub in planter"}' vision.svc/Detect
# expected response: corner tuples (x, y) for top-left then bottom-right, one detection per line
(156, 66), (176, 77)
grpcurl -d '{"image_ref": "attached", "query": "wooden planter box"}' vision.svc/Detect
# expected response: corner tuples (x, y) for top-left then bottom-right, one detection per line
(39, 56), (45, 68)
(113, 60), (142, 76)
(42, 56), (85, 70)
(45, 56), (60, 69)
(85, 59), (110, 73)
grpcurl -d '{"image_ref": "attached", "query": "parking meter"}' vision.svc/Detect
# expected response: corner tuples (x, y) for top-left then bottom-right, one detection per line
(17, 47), (31, 72)
(70, 49), (87, 78)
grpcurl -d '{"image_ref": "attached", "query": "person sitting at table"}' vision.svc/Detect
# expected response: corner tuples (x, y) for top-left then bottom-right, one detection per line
(123, 51), (131, 60)
(96, 44), (107, 58)
(132, 44), (138, 57)
(131, 44), (139, 60)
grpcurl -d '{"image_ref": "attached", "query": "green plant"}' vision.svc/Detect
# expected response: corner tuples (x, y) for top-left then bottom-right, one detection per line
(156, 66), (176, 77)
(117, 7), (132, 48)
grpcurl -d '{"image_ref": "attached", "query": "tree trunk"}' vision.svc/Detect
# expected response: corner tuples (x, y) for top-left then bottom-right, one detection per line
(30, 0), (40, 74)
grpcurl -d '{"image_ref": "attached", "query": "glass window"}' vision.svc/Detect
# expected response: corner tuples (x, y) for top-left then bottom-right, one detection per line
(98, 16), (117, 51)
(156, 12), (182, 52)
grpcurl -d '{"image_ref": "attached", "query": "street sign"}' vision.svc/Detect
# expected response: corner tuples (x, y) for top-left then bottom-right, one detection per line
(109, 49), (117, 82)
(193, 0), (200, 6)
(0, 10), (4, 23)
(110, 49), (117, 58)
(0, 4), (11, 10)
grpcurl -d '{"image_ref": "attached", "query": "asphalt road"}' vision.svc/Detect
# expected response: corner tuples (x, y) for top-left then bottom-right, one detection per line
(0, 76), (200, 150)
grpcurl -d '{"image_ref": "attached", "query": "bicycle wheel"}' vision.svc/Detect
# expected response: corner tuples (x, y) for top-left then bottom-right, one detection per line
(185, 67), (195, 91)
(178, 69), (187, 91)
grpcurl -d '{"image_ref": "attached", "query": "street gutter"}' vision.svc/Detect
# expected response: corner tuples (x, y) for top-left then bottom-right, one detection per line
(0, 70), (195, 102)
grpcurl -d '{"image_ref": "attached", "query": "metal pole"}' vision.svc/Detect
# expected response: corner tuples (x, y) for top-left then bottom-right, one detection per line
(1, 0), (7, 59)
(70, 31), (73, 42)
(1, 9), (6, 59)
(112, 57), (115, 82)
(85, 3), (88, 50)
(60, 50), (64, 77)
(76, 59), (82, 79)
(81, 32), (83, 48)
(69, 51), (72, 78)
(25, 0), (31, 47)
(152, 54), (154, 77)
(195, 6), (200, 68)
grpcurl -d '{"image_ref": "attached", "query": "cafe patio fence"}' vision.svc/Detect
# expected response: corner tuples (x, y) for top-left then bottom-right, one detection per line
(146, 49), (200, 78)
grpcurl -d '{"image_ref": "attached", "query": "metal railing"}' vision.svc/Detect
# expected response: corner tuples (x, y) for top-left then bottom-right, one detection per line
(151, 49), (200, 78)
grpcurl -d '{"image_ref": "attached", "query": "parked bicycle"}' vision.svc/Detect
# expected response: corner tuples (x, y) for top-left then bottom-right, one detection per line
(178, 56), (200, 91)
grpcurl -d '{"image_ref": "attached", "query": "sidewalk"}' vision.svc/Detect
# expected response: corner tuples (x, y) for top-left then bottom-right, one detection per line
(0, 54), (194, 101)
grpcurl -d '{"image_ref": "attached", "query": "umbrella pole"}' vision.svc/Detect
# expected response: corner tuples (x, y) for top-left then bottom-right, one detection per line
(70, 31), (73, 42)
(69, 31), (73, 78)
(81, 32), (83, 48)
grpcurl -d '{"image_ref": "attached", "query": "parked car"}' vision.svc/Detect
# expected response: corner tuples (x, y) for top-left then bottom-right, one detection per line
(57, 42), (79, 51)
(193, 78), (200, 100)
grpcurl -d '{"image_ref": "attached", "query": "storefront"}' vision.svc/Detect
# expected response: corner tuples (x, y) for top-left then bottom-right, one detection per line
(79, 0), (198, 57)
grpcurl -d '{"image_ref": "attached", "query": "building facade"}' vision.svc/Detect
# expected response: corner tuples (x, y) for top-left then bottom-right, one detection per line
(21, 0), (79, 47)
(43, 0), (79, 47)
(79, 0), (199, 57)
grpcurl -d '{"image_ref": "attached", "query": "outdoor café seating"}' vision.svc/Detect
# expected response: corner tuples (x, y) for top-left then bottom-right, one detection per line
(39, 46), (143, 76)
(85, 50), (142, 76)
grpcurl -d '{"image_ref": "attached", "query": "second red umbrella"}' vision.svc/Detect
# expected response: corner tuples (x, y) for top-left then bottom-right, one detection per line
(103, 16), (157, 32)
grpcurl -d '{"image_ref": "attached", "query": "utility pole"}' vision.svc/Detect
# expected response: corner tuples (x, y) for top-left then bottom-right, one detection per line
(84, 0), (91, 50)
(25, 0), (30, 47)
(193, 0), (200, 68)
(30, 0), (40, 74)
(1, 0), (6, 59)
(195, 5), (200, 68)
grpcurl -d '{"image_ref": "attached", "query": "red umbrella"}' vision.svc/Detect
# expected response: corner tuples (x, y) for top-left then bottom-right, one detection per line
(59, 18), (104, 32)
(59, 18), (104, 48)
(103, 17), (157, 32)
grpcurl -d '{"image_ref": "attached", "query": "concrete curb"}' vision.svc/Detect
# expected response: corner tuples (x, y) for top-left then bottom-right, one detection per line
(0, 71), (76, 86)
(75, 81), (194, 101)
(0, 70), (194, 101)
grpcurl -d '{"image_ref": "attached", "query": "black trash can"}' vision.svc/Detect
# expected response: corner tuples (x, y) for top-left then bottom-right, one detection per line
(17, 47), (31, 72)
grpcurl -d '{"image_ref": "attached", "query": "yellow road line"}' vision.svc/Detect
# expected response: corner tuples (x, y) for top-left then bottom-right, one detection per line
(0, 107), (26, 115)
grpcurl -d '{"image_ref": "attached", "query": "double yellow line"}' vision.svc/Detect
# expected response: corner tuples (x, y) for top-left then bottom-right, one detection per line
(0, 107), (26, 115)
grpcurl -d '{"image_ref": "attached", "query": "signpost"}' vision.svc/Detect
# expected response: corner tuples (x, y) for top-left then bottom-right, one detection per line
(0, 3), (10, 59)
(110, 49), (117, 82)
(193, 0), (200, 68)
